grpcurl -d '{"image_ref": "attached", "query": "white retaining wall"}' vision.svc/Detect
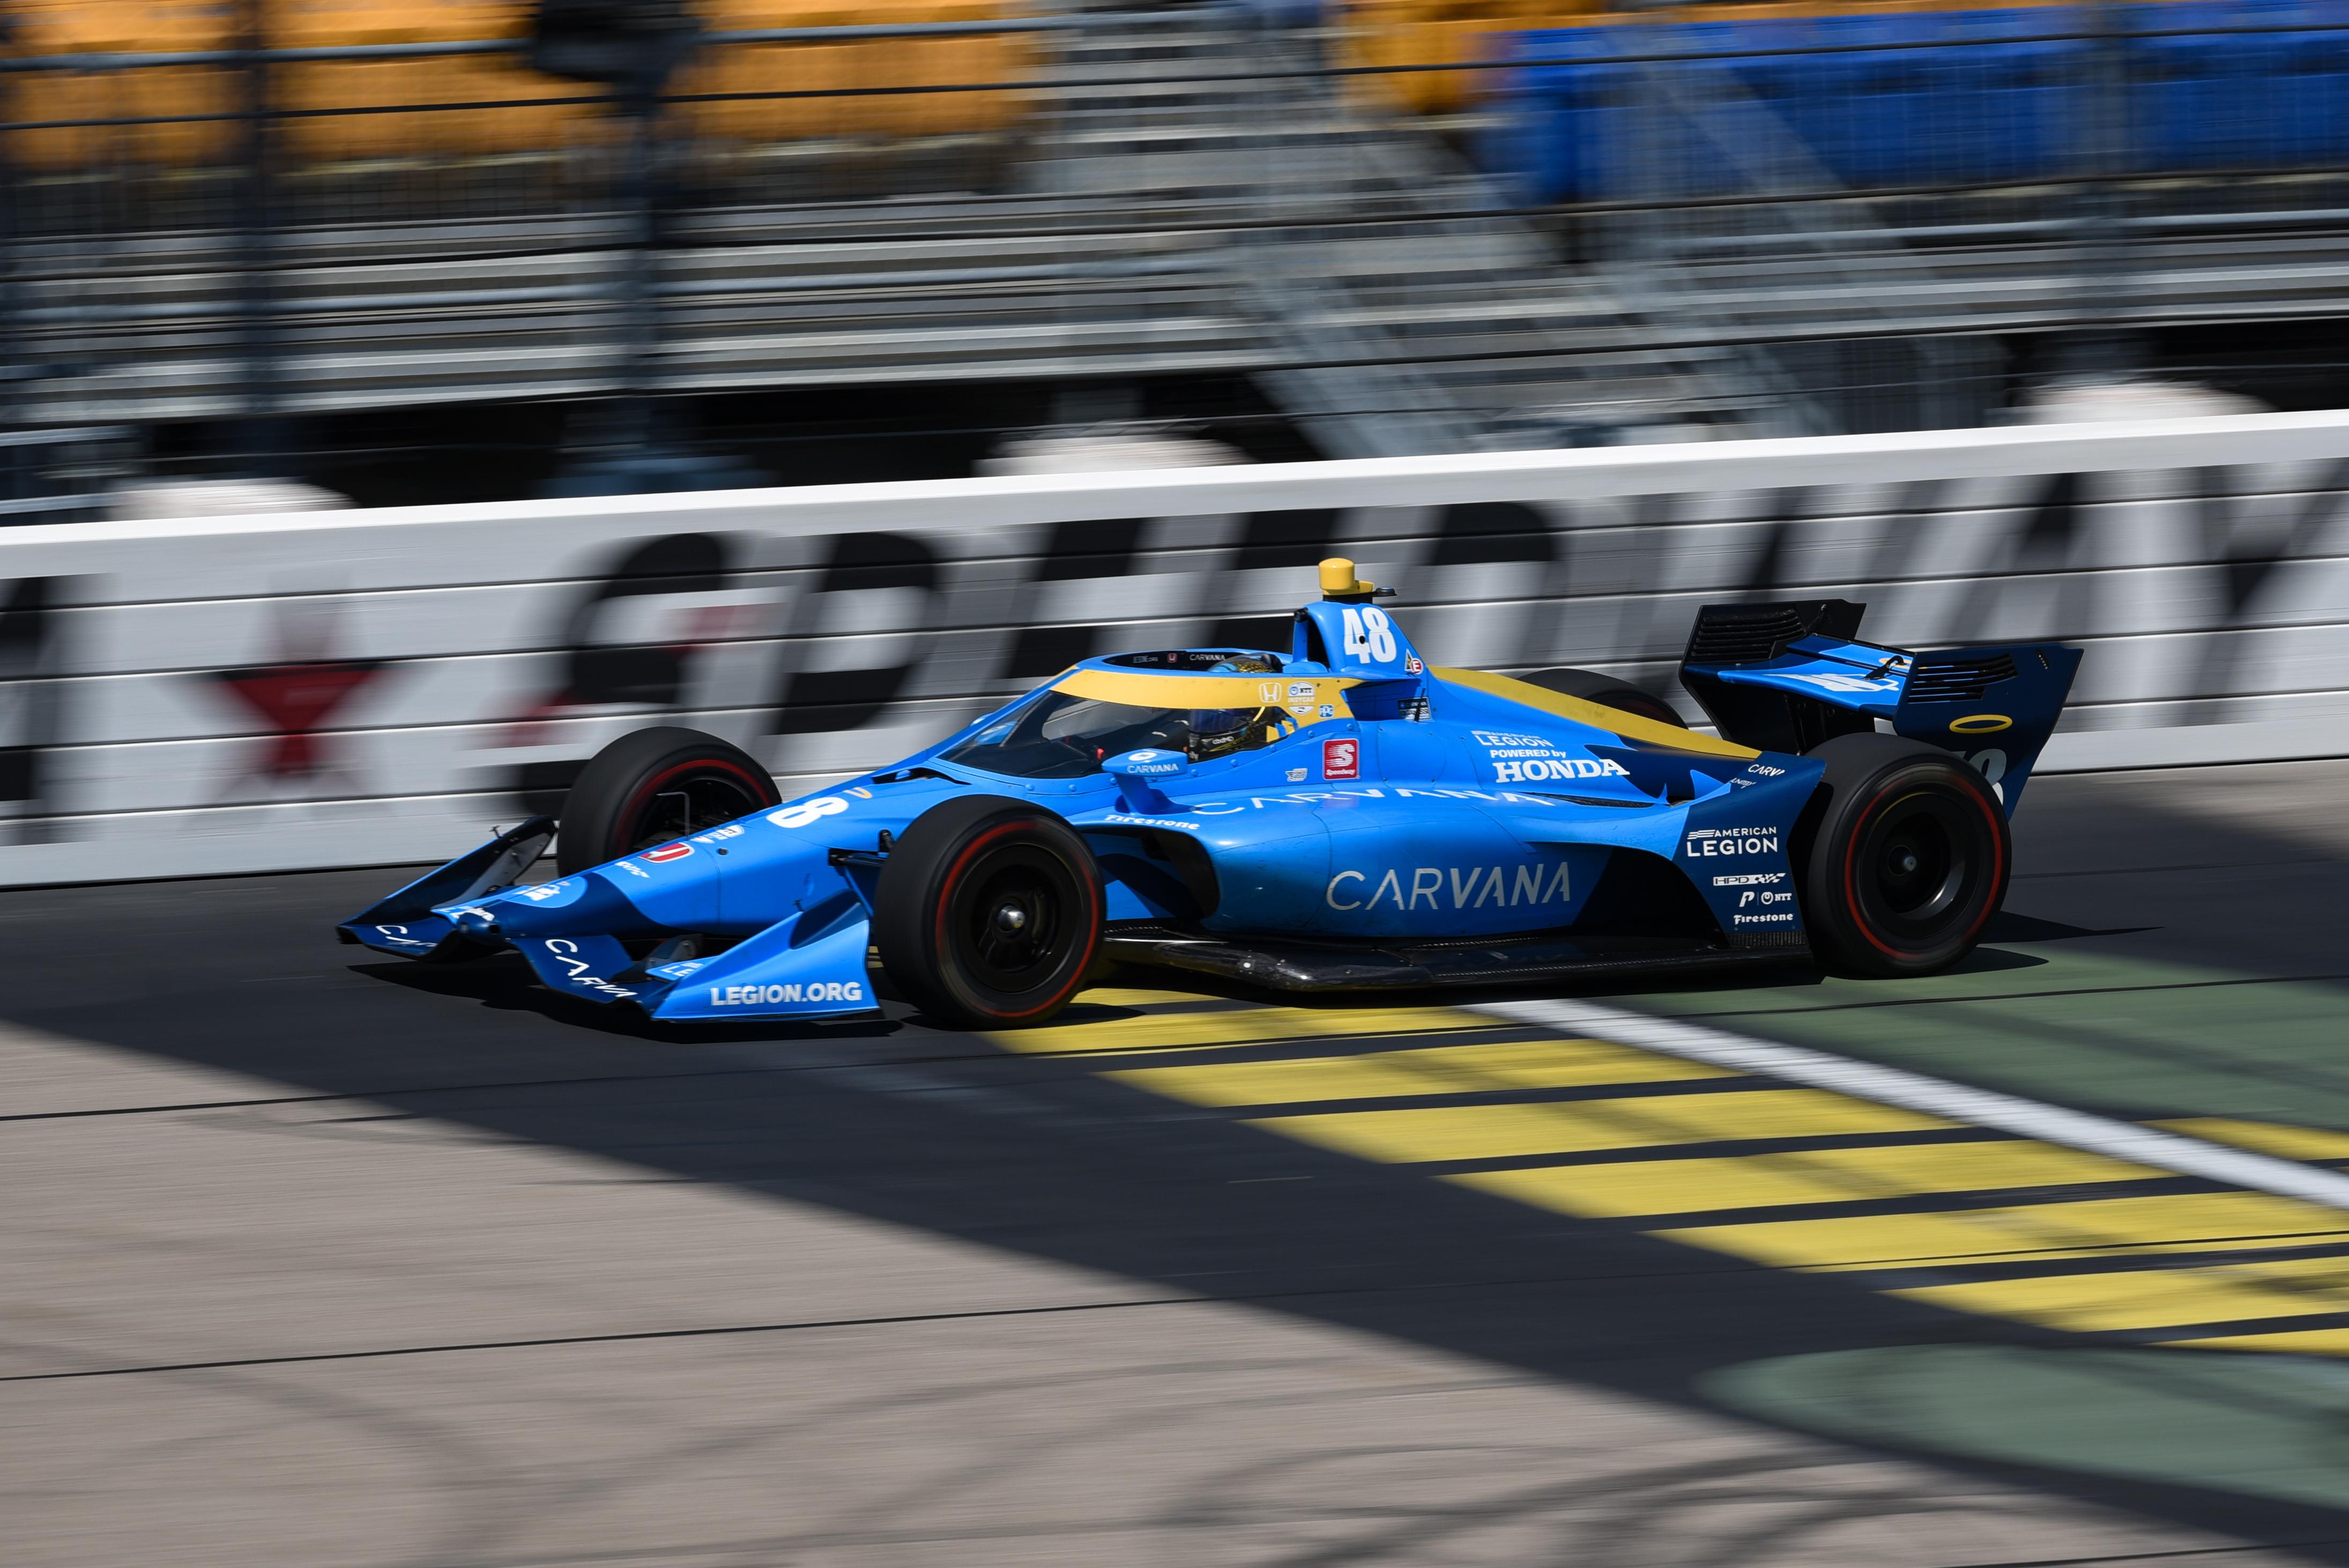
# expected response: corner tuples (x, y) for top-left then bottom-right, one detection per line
(2, 412), (2346, 886)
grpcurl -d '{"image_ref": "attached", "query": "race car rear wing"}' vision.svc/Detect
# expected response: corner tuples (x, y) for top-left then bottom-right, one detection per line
(1677, 599), (2083, 814)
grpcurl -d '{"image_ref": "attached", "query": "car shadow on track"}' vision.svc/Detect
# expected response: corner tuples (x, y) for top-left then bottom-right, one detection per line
(344, 940), (2057, 1035)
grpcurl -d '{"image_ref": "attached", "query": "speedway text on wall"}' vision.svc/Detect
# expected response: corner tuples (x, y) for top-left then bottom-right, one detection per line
(0, 412), (2344, 885)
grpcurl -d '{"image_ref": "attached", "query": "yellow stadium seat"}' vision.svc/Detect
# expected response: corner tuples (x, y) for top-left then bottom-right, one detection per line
(674, 0), (1032, 147)
(674, 0), (851, 143)
(5, 0), (242, 170)
(1341, 0), (1603, 117)
(884, 0), (1034, 138)
(2, 3), (109, 170)
(6, 0), (1041, 170)
(273, 0), (589, 162)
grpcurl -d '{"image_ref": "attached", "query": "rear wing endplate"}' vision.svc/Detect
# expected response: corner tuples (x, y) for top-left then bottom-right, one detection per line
(1678, 600), (2082, 815)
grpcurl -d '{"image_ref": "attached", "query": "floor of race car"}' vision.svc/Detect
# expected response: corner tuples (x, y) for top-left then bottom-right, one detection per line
(6, 759), (2349, 1567)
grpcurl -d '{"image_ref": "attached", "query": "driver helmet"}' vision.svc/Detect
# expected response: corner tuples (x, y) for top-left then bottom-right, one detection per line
(1187, 704), (1258, 760)
(1189, 653), (1285, 760)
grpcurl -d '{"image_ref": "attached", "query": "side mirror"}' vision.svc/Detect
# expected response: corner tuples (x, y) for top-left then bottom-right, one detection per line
(1103, 748), (1191, 807)
(1104, 747), (1191, 782)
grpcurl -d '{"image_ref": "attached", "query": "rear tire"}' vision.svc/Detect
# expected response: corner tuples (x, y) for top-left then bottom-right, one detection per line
(557, 727), (780, 876)
(1799, 733), (2009, 977)
(874, 795), (1104, 1029)
(1520, 667), (1689, 729)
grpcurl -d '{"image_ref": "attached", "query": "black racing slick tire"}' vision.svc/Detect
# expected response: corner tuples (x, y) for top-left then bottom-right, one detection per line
(556, 726), (782, 875)
(1798, 733), (2010, 978)
(874, 795), (1105, 1029)
(1520, 667), (1690, 729)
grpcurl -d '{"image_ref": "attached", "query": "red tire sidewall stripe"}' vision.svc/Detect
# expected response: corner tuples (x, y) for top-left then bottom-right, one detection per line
(1839, 770), (2006, 960)
(931, 820), (1102, 1024)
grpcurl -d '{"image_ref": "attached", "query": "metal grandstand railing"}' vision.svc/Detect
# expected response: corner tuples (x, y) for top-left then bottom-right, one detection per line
(6, 1), (2349, 467)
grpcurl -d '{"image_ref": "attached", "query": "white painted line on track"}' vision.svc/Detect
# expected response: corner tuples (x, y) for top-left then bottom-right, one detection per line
(1476, 998), (2349, 1215)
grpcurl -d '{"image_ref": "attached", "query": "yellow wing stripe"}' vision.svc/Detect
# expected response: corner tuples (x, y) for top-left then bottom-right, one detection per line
(1053, 666), (1356, 719)
(1431, 666), (1758, 759)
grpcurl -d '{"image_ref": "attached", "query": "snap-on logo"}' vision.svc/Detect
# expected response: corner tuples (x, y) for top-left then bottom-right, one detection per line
(643, 843), (693, 863)
(1322, 738), (1359, 781)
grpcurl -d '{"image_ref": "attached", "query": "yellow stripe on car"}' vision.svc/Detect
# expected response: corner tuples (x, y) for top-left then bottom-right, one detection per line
(1431, 667), (1759, 759)
(1052, 667), (1357, 721)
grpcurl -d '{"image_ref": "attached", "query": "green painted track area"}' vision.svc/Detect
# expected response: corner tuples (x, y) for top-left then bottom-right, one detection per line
(1630, 760), (2349, 1130)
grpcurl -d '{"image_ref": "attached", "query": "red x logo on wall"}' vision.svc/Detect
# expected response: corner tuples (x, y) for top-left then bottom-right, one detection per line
(209, 659), (387, 779)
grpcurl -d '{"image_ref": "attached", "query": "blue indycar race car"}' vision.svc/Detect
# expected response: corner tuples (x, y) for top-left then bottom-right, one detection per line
(340, 560), (2082, 1028)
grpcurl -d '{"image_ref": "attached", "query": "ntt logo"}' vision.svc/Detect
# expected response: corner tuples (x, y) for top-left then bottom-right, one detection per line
(707, 980), (865, 1007)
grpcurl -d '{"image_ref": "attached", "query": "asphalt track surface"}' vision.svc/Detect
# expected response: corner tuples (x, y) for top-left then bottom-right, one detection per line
(6, 759), (2349, 1567)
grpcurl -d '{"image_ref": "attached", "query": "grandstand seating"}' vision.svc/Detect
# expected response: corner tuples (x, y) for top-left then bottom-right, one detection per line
(1339, 0), (1602, 116)
(5, 0), (243, 169)
(1469, 0), (2349, 202)
(273, 0), (589, 162)
(0, 0), (1034, 172)
(673, 0), (1031, 146)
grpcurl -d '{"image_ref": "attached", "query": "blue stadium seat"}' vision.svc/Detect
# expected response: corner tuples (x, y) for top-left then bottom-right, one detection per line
(1476, 0), (2349, 203)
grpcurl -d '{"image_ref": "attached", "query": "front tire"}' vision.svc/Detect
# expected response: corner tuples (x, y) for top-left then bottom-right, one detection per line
(1520, 667), (1689, 729)
(1799, 733), (2009, 977)
(874, 796), (1104, 1028)
(556, 727), (780, 875)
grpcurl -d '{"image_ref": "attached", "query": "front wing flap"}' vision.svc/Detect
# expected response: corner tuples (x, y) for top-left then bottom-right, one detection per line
(640, 904), (876, 1022)
(337, 816), (556, 960)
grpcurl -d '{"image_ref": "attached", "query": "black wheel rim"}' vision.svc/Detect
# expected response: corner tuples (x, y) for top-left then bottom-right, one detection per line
(625, 769), (765, 853)
(948, 843), (1079, 997)
(1854, 789), (1980, 942)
